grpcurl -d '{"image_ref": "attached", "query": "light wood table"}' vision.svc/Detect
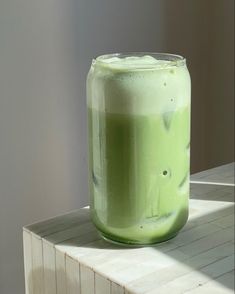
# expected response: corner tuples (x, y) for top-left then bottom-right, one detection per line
(23, 163), (234, 294)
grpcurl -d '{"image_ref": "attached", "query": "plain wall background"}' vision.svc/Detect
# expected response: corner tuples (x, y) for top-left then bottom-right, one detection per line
(0, 0), (234, 293)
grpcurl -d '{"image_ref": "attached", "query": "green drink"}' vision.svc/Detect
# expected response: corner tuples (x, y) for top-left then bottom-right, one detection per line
(87, 53), (191, 245)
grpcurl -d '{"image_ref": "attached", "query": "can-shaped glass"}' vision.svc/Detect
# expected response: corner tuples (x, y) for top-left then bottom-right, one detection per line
(87, 53), (191, 245)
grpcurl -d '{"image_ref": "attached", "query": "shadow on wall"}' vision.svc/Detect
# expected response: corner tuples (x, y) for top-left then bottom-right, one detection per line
(164, 0), (209, 173)
(163, 0), (234, 173)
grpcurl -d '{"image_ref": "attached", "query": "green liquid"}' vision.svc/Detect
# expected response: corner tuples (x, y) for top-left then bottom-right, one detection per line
(88, 106), (190, 244)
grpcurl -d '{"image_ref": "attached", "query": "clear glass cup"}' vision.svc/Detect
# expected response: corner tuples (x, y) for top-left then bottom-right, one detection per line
(87, 52), (191, 245)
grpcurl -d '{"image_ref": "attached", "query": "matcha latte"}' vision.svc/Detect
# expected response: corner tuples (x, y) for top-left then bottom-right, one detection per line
(87, 53), (191, 245)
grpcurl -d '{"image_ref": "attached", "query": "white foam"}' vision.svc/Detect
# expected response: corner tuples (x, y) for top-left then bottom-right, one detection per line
(98, 55), (173, 70)
(87, 55), (191, 115)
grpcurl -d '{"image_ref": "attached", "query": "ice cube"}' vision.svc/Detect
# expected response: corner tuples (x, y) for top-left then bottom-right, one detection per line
(162, 111), (174, 130)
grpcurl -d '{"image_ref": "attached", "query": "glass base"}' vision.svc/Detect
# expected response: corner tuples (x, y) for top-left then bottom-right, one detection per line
(99, 231), (179, 247)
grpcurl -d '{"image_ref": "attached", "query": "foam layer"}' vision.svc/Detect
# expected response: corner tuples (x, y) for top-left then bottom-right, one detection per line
(87, 55), (191, 115)
(96, 55), (174, 70)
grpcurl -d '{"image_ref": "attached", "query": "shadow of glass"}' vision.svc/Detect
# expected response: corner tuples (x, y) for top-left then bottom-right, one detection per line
(190, 182), (234, 202)
(190, 163), (234, 187)
(32, 186), (234, 293)
(59, 203), (234, 292)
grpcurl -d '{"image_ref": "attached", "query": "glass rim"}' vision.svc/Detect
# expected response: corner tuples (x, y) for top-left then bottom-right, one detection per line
(93, 52), (186, 70)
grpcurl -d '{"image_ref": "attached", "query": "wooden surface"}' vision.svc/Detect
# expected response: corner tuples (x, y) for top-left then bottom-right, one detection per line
(23, 163), (235, 294)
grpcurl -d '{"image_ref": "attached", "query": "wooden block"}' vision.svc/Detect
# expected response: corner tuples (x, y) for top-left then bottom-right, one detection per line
(212, 214), (234, 228)
(55, 250), (66, 294)
(170, 222), (222, 246)
(221, 193), (235, 202)
(23, 230), (33, 294)
(190, 185), (234, 201)
(44, 221), (95, 244)
(80, 264), (95, 294)
(146, 255), (234, 294)
(187, 286), (233, 294)
(55, 228), (100, 257)
(190, 183), (222, 197)
(177, 227), (234, 257)
(65, 256), (80, 294)
(111, 282), (124, 294)
(127, 242), (234, 294)
(31, 234), (44, 294)
(201, 254), (234, 277)
(213, 270), (234, 292)
(42, 241), (56, 294)
(190, 163), (234, 185)
(95, 273), (111, 294)
(26, 207), (90, 236)
(23, 164), (234, 294)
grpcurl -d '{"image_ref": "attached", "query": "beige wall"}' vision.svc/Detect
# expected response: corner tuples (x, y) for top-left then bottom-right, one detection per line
(0, 1), (234, 293)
